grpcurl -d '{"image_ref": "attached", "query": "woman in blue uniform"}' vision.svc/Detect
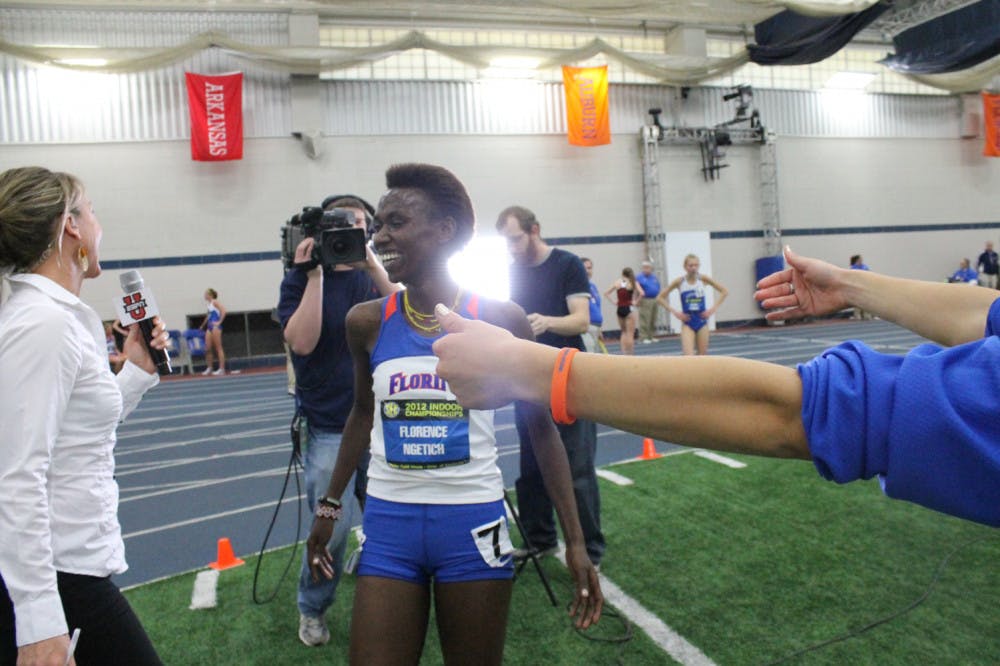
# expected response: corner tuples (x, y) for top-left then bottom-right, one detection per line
(306, 164), (601, 665)
(199, 287), (226, 375)
(657, 254), (728, 355)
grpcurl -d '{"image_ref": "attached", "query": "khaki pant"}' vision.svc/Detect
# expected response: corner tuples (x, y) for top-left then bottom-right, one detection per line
(637, 299), (659, 341)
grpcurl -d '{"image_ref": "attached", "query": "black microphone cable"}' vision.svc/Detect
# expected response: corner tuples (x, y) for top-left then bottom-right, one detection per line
(251, 412), (305, 605)
(763, 532), (997, 665)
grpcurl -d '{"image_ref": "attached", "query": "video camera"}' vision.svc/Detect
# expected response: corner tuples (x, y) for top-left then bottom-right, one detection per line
(280, 206), (367, 270)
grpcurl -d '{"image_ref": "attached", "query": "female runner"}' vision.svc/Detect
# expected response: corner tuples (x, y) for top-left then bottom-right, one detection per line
(657, 254), (728, 355)
(199, 287), (227, 375)
(306, 163), (601, 665)
(604, 266), (641, 355)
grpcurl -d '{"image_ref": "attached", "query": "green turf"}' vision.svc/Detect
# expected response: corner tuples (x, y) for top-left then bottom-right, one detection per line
(125, 452), (1000, 665)
(598, 453), (1000, 665)
(124, 538), (664, 665)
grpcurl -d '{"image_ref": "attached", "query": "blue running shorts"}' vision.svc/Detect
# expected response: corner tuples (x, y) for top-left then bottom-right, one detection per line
(358, 495), (515, 584)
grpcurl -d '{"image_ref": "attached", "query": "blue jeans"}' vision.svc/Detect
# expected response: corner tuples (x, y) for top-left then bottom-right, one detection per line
(297, 424), (365, 618)
(513, 406), (605, 565)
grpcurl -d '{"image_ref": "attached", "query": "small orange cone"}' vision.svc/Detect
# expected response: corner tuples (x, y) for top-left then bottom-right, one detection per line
(637, 437), (662, 460)
(208, 537), (245, 571)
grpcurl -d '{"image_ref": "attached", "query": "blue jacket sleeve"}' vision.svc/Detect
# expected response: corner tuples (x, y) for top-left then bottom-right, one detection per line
(798, 296), (1000, 526)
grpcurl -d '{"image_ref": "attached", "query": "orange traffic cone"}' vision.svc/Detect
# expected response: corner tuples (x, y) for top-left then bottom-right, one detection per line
(208, 537), (245, 571)
(637, 437), (662, 460)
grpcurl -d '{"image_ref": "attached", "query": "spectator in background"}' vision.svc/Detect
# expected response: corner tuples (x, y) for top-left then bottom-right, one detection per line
(636, 260), (661, 343)
(605, 267), (642, 356)
(278, 193), (398, 647)
(949, 258), (978, 284)
(977, 241), (998, 289)
(580, 257), (605, 354)
(496, 205), (605, 570)
(199, 288), (227, 375)
(657, 254), (728, 356)
(849, 255), (872, 319)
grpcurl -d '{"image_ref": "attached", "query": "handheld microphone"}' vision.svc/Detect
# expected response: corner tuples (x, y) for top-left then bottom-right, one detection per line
(116, 270), (171, 376)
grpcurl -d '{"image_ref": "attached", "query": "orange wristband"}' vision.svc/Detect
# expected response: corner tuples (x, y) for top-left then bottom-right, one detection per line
(550, 347), (578, 425)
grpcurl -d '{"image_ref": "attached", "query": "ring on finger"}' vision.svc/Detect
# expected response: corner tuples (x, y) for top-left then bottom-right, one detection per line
(789, 283), (796, 295)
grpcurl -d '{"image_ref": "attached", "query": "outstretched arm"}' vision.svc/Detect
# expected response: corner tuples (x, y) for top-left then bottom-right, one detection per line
(487, 302), (602, 628)
(433, 305), (808, 460)
(755, 247), (997, 347)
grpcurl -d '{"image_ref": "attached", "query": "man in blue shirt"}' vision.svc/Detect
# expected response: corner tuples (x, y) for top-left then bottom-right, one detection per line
(277, 195), (398, 647)
(635, 260), (661, 343)
(949, 258), (978, 284)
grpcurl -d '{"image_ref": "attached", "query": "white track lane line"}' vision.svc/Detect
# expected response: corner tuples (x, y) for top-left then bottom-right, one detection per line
(123, 494), (304, 540)
(693, 450), (746, 469)
(553, 544), (717, 666)
(595, 469), (634, 486)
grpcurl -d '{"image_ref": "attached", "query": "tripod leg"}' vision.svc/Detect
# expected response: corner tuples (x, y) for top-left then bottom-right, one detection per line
(504, 491), (558, 607)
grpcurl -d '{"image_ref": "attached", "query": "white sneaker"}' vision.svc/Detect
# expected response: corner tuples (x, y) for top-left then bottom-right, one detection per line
(212, 368), (225, 375)
(201, 368), (212, 375)
(642, 339), (654, 344)
(298, 614), (330, 646)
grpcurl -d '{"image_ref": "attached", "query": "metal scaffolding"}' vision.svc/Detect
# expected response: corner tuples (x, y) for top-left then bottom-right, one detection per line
(638, 122), (783, 295)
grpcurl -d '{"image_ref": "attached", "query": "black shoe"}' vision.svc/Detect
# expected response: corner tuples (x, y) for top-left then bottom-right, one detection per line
(512, 545), (557, 561)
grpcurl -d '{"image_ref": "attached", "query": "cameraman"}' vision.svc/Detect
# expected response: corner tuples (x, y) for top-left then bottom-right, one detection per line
(277, 194), (399, 647)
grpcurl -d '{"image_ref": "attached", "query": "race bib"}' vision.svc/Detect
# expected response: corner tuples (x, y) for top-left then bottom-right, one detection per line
(381, 399), (470, 469)
(471, 516), (514, 568)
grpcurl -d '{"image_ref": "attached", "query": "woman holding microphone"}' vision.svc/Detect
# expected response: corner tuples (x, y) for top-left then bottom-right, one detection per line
(0, 167), (167, 665)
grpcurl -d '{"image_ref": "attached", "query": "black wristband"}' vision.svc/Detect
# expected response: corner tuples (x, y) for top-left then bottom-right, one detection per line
(318, 496), (342, 509)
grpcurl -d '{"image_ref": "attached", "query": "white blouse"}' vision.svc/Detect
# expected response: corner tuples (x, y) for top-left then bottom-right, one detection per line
(0, 274), (158, 646)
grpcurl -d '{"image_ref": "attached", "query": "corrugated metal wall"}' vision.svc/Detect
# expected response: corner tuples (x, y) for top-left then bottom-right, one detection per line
(323, 81), (961, 139)
(0, 8), (963, 144)
(0, 9), (291, 143)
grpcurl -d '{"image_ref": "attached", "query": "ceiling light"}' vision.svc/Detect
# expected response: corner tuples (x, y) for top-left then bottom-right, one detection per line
(483, 56), (539, 79)
(823, 71), (876, 90)
(57, 58), (108, 67)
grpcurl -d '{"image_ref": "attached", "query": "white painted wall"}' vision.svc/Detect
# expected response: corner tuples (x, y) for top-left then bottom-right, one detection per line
(2, 132), (998, 335)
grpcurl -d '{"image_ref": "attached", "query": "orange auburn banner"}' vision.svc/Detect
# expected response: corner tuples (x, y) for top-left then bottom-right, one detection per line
(562, 65), (610, 147)
(983, 92), (1000, 158)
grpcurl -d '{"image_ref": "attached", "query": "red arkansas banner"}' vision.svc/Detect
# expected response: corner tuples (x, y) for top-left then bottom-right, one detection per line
(983, 91), (1000, 157)
(185, 72), (243, 161)
(562, 65), (610, 147)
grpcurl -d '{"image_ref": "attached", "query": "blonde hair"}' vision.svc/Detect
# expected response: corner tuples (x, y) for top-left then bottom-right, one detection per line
(684, 253), (699, 264)
(0, 167), (85, 274)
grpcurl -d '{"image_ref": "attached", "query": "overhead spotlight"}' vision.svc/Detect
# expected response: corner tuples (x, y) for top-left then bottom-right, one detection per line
(722, 84), (753, 119)
(648, 107), (664, 139)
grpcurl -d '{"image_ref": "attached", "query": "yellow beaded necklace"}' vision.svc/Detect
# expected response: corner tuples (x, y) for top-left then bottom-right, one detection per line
(403, 288), (462, 334)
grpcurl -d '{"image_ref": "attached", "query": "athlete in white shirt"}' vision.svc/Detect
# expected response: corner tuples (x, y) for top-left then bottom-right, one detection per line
(0, 167), (169, 665)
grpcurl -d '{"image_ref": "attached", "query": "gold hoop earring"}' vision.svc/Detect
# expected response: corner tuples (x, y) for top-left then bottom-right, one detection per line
(78, 246), (90, 273)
